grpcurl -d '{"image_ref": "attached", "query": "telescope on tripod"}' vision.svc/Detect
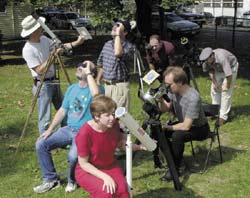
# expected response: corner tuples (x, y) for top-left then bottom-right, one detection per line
(180, 37), (202, 92)
(118, 67), (182, 194)
(15, 15), (86, 154)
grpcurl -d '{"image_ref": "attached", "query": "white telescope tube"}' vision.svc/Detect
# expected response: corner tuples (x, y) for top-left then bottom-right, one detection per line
(126, 133), (132, 197)
(36, 18), (61, 46)
(115, 107), (157, 152)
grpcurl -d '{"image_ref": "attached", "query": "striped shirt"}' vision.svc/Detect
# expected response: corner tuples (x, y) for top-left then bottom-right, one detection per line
(97, 39), (134, 81)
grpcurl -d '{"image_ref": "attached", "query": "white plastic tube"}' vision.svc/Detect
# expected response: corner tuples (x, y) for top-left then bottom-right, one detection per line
(126, 133), (132, 197)
(36, 18), (61, 46)
(115, 107), (157, 152)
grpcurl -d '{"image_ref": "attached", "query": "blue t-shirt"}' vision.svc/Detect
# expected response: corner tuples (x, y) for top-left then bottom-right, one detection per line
(62, 83), (104, 130)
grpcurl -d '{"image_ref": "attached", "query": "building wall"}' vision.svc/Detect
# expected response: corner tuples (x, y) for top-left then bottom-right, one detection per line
(203, 0), (250, 17)
(0, 2), (33, 40)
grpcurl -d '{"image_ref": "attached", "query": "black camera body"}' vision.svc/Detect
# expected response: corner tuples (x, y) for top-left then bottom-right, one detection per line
(145, 44), (153, 51)
(139, 84), (170, 118)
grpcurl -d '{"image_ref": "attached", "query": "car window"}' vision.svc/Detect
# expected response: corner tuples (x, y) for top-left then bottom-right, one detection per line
(66, 13), (79, 19)
(58, 14), (67, 20)
(166, 14), (184, 22)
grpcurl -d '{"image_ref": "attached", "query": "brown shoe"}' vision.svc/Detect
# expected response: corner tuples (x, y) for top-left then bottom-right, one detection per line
(219, 118), (226, 126)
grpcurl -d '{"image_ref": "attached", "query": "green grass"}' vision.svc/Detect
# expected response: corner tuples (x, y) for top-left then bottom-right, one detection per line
(1, 59), (250, 198)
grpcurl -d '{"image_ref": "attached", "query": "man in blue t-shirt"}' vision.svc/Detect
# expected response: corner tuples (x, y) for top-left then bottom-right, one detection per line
(34, 61), (104, 194)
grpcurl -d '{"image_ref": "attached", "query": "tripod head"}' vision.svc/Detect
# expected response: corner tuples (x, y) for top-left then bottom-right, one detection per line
(138, 70), (170, 119)
(180, 37), (202, 66)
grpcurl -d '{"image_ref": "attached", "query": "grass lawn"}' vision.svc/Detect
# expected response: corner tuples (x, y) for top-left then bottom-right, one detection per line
(0, 55), (250, 198)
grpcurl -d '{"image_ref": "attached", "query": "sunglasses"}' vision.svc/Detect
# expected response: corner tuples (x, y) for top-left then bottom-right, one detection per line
(77, 63), (87, 68)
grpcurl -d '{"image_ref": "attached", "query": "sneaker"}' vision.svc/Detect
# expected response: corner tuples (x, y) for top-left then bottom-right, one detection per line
(65, 182), (77, 192)
(33, 180), (60, 193)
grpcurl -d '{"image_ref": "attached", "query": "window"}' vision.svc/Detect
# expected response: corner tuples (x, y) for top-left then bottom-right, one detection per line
(237, 3), (243, 8)
(213, 3), (221, 7)
(223, 3), (232, 7)
(204, 3), (211, 7)
(0, 0), (7, 13)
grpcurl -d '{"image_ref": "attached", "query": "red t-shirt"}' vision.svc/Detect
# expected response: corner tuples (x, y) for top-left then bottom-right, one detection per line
(75, 121), (123, 169)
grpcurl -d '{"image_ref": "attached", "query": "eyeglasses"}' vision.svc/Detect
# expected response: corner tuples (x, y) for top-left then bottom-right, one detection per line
(165, 83), (173, 91)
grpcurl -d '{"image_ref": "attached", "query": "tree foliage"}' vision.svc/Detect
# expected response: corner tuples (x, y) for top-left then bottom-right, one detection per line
(19, 0), (195, 28)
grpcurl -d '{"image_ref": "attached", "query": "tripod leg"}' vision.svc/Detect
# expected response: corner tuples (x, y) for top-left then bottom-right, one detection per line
(15, 53), (55, 155)
(56, 54), (71, 85)
(152, 122), (182, 191)
(151, 126), (163, 169)
(187, 64), (199, 92)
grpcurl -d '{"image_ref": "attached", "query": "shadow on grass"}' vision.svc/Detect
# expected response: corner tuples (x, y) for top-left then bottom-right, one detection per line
(134, 187), (198, 198)
(182, 145), (244, 180)
(230, 105), (250, 120)
(133, 144), (244, 193)
(0, 58), (25, 66)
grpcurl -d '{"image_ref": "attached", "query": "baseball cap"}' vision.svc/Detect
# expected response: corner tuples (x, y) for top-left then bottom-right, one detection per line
(199, 47), (213, 61)
(117, 20), (131, 33)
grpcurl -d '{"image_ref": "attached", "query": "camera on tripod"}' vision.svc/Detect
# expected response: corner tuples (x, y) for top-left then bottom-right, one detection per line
(138, 70), (170, 116)
(181, 37), (202, 66)
(145, 43), (153, 51)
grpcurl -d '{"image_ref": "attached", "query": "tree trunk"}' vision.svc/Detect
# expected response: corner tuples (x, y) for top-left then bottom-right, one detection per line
(135, 0), (152, 40)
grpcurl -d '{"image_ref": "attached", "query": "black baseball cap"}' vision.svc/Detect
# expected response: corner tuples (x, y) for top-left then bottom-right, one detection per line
(117, 20), (131, 33)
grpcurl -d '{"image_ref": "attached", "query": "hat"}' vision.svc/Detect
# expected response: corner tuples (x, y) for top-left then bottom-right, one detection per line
(21, 15), (45, 38)
(117, 20), (131, 33)
(199, 47), (213, 61)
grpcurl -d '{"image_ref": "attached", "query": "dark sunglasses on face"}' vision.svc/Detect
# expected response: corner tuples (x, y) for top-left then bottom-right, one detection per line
(77, 63), (87, 68)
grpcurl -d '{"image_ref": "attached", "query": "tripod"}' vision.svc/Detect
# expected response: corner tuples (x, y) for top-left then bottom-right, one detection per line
(15, 52), (71, 155)
(141, 102), (182, 191)
(183, 62), (199, 92)
(182, 42), (202, 92)
(133, 47), (145, 89)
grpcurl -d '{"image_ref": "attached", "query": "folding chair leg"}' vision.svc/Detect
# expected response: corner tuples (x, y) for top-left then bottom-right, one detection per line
(216, 130), (223, 163)
(202, 139), (213, 173)
(190, 140), (195, 156)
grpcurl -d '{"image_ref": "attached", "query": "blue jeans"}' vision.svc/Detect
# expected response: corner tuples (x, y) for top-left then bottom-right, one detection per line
(35, 126), (78, 183)
(32, 81), (64, 134)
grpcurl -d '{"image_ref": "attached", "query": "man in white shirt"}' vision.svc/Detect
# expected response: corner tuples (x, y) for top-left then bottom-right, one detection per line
(199, 47), (238, 125)
(21, 15), (84, 134)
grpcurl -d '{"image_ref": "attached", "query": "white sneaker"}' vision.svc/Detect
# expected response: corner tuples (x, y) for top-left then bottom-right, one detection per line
(33, 180), (60, 193)
(65, 182), (77, 192)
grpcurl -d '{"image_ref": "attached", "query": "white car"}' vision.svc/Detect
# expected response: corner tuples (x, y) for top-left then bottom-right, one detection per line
(51, 12), (92, 30)
(164, 13), (201, 38)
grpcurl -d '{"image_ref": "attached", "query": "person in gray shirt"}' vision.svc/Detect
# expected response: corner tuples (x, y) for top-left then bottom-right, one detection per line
(159, 66), (210, 181)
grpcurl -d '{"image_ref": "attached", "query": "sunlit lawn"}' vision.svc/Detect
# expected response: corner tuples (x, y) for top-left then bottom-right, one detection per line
(0, 56), (250, 198)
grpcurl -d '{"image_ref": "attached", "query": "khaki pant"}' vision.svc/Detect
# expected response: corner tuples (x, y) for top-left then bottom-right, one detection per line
(104, 82), (130, 110)
(105, 82), (130, 172)
(211, 63), (238, 120)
